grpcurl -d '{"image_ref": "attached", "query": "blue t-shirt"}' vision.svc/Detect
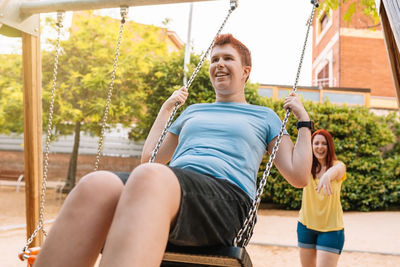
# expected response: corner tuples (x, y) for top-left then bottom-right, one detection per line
(168, 102), (287, 199)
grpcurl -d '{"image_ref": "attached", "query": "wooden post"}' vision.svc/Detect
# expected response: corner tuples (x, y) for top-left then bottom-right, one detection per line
(22, 24), (43, 247)
(379, 2), (400, 109)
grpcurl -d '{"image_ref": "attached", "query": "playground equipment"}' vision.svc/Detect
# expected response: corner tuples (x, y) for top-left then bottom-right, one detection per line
(0, 0), (319, 266)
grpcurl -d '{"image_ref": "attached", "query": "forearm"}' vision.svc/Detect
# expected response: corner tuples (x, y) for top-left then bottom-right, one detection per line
(279, 92), (313, 187)
(291, 127), (313, 186)
(272, 128), (312, 188)
(325, 162), (346, 181)
(289, 109), (312, 186)
(141, 105), (175, 162)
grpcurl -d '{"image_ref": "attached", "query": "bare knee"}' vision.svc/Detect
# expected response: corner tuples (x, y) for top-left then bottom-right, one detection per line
(124, 163), (181, 212)
(128, 163), (179, 191)
(69, 171), (124, 205)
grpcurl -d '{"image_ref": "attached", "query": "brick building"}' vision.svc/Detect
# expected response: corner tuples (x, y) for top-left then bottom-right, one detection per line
(311, 1), (398, 110)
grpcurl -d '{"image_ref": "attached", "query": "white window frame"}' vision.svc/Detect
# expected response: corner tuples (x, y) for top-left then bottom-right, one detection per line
(316, 10), (333, 45)
(314, 50), (334, 87)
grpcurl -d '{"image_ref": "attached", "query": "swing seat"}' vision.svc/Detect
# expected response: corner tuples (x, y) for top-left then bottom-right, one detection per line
(161, 243), (253, 267)
(19, 244), (252, 267)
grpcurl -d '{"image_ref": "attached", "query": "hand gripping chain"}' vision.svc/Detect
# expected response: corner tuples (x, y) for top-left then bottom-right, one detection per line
(21, 11), (65, 255)
(233, 0), (319, 247)
(149, 1), (239, 163)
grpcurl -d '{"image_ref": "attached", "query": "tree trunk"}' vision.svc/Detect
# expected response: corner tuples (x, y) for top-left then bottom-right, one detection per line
(63, 121), (81, 193)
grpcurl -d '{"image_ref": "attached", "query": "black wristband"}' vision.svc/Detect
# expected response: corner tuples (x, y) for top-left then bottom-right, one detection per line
(296, 121), (314, 130)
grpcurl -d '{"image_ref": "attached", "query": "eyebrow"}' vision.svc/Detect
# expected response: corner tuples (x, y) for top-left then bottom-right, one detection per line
(211, 52), (236, 59)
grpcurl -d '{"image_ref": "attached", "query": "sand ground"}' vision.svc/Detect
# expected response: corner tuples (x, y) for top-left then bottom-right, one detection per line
(1, 185), (400, 267)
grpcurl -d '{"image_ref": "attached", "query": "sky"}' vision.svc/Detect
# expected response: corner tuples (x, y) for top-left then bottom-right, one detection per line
(0, 0), (315, 86)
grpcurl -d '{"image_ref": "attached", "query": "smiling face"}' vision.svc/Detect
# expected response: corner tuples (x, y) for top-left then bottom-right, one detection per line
(312, 134), (328, 163)
(209, 44), (251, 102)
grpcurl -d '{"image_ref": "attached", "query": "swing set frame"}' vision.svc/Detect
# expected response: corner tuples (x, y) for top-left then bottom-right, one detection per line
(2, 1), (322, 265)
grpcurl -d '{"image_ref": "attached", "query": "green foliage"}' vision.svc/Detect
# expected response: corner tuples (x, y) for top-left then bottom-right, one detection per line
(0, 54), (24, 134)
(381, 155), (400, 206)
(383, 112), (400, 158)
(258, 98), (400, 211)
(42, 11), (170, 137)
(40, 12), (173, 188)
(320, 0), (379, 24)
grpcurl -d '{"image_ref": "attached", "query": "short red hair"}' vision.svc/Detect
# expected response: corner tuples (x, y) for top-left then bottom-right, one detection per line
(212, 33), (252, 68)
(311, 129), (337, 179)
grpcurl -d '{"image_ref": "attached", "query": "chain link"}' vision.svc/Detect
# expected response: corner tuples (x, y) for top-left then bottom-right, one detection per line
(234, 3), (318, 247)
(23, 11), (65, 252)
(23, 6), (129, 251)
(149, 1), (238, 163)
(94, 7), (128, 171)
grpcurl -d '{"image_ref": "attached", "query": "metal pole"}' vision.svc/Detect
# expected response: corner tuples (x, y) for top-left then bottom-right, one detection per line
(19, 0), (215, 16)
(183, 2), (193, 86)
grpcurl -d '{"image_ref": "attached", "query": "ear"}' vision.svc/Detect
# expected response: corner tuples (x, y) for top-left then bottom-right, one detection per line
(242, 66), (251, 81)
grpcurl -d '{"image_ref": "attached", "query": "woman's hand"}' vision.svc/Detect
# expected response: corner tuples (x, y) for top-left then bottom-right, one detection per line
(283, 92), (310, 121)
(162, 86), (189, 111)
(315, 173), (332, 195)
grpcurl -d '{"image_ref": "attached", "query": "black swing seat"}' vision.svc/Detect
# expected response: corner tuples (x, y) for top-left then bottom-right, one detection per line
(161, 243), (253, 267)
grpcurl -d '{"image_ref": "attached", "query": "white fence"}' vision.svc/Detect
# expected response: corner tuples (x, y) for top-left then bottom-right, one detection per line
(0, 128), (144, 157)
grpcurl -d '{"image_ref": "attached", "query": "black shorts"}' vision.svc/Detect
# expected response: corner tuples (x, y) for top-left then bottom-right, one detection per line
(113, 166), (252, 247)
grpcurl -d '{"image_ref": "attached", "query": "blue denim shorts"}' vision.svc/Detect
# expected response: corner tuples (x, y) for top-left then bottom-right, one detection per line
(113, 166), (252, 247)
(297, 221), (345, 254)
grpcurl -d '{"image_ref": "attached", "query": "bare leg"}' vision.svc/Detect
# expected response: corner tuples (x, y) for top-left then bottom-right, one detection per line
(299, 247), (316, 267)
(316, 250), (340, 267)
(34, 171), (123, 267)
(100, 163), (181, 267)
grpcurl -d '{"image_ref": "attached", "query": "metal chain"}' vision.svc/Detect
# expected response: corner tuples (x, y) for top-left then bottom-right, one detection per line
(23, 11), (65, 251)
(234, 1), (318, 247)
(149, 1), (238, 163)
(184, 0), (238, 90)
(94, 7), (128, 171)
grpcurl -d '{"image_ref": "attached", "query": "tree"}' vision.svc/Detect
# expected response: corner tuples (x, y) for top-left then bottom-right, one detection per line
(320, 0), (379, 24)
(42, 11), (171, 191)
(0, 54), (24, 134)
(130, 49), (261, 141)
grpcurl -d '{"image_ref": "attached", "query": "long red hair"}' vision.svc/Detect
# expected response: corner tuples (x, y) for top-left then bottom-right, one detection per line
(311, 129), (337, 179)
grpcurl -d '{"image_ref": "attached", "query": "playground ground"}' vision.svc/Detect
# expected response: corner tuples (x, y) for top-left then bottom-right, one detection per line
(1, 185), (400, 267)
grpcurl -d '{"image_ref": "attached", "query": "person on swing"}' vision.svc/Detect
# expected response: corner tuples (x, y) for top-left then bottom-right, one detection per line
(34, 34), (313, 267)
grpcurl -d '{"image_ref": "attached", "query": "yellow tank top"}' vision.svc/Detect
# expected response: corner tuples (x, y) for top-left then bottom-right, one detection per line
(298, 161), (346, 232)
